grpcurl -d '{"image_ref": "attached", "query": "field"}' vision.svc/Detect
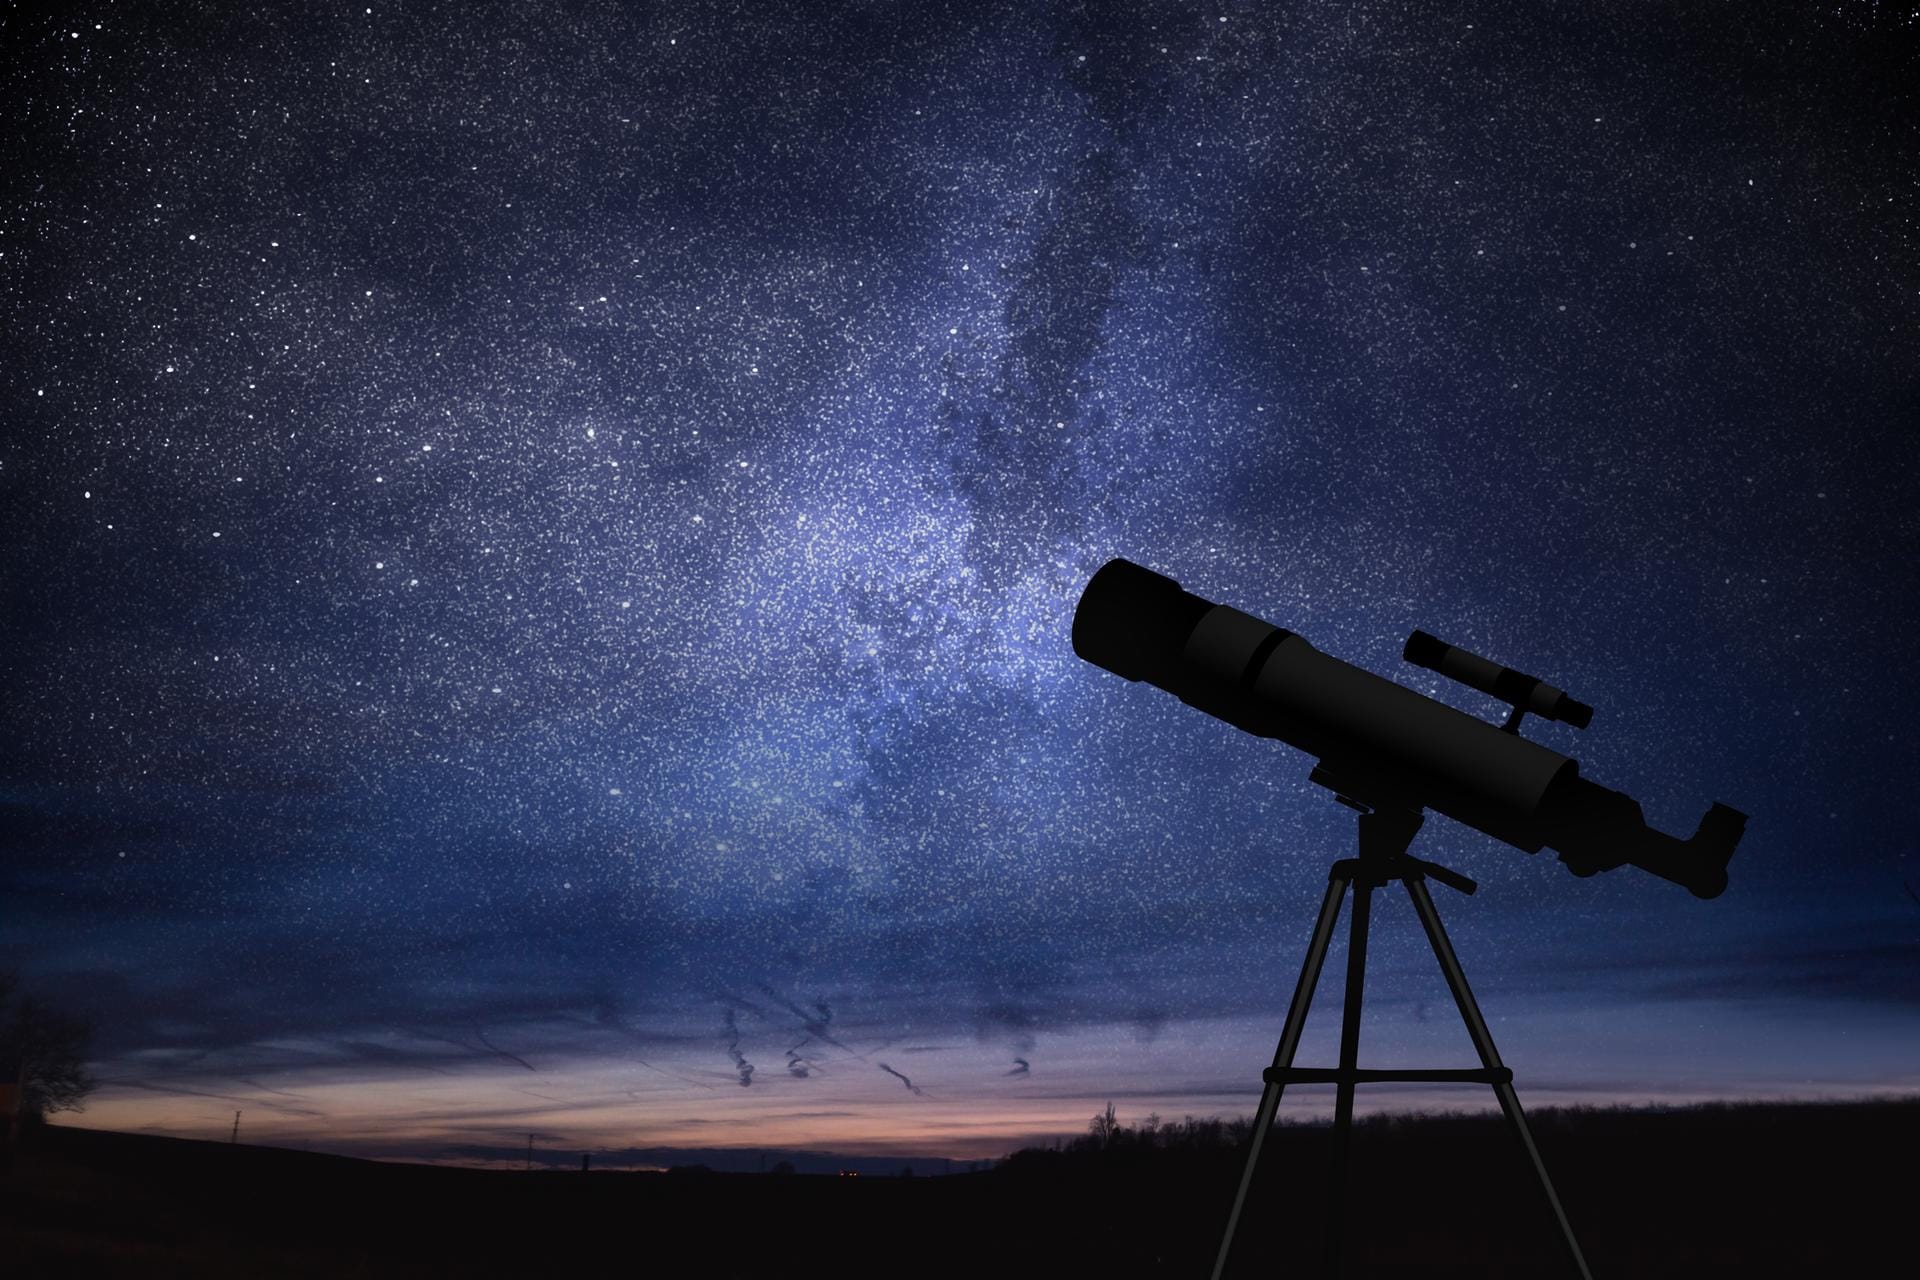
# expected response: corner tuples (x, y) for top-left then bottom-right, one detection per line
(3, 1099), (1912, 1277)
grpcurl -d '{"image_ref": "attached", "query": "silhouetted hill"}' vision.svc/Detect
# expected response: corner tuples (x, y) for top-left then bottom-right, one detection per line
(3, 1099), (1912, 1277)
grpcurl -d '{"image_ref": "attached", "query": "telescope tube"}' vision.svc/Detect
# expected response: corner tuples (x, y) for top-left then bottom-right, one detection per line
(1072, 558), (1743, 897)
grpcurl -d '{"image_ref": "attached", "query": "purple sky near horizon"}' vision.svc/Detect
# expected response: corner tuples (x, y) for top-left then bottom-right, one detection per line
(3, 2), (1916, 1166)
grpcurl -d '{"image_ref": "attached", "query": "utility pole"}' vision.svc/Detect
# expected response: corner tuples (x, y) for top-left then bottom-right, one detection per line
(526, 1132), (533, 1172)
(231, 1111), (241, 1144)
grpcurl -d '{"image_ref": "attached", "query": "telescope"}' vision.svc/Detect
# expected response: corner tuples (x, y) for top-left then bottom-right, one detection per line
(1074, 558), (1748, 1278)
(1072, 557), (1746, 897)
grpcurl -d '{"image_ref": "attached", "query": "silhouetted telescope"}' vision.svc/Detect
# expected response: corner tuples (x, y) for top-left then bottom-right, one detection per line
(1073, 558), (1745, 897)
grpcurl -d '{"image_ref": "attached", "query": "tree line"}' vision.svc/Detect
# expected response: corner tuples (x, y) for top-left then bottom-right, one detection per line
(999, 1102), (1256, 1172)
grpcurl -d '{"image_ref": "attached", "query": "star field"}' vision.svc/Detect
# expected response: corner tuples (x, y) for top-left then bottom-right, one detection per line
(3, 2), (1916, 1162)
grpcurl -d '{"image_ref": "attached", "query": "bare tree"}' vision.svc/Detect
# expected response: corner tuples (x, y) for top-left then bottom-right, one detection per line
(1088, 1101), (1120, 1148)
(0, 972), (97, 1126)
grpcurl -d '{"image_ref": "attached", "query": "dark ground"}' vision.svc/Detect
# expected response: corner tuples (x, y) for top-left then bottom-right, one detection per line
(2, 1099), (1912, 1277)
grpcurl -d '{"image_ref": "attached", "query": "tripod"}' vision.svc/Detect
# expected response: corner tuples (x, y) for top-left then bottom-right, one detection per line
(1210, 800), (1595, 1279)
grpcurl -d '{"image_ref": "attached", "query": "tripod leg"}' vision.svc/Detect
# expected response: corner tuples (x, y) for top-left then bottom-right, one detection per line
(1325, 876), (1373, 1278)
(1211, 870), (1351, 1280)
(1403, 875), (1595, 1280)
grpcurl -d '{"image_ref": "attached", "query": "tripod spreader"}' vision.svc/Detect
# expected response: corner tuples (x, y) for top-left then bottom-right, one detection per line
(1334, 851), (1479, 896)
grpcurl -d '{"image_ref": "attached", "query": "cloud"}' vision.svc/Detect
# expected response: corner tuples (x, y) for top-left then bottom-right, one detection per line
(724, 1008), (755, 1087)
(1131, 1008), (1169, 1043)
(101, 1076), (327, 1120)
(1006, 1058), (1030, 1077)
(472, 1026), (537, 1072)
(972, 1000), (1039, 1055)
(333, 1043), (455, 1076)
(580, 997), (719, 1090)
(877, 1062), (925, 1096)
(756, 983), (852, 1055)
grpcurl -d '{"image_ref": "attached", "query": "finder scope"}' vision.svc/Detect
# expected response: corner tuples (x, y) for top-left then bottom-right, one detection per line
(1072, 558), (1745, 897)
(1404, 629), (1593, 731)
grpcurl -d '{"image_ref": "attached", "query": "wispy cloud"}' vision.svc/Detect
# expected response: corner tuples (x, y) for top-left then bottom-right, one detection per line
(337, 1041), (456, 1076)
(724, 1008), (755, 1087)
(102, 1076), (328, 1120)
(578, 999), (718, 1090)
(878, 1062), (925, 1096)
(473, 1025), (537, 1072)
(757, 984), (854, 1056)
(973, 1001), (1038, 1055)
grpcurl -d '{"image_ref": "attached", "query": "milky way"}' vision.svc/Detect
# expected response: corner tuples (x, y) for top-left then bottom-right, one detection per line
(3, 3), (1916, 1161)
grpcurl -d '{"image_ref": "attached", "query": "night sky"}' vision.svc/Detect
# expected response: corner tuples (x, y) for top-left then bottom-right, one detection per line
(4, 3), (1916, 1169)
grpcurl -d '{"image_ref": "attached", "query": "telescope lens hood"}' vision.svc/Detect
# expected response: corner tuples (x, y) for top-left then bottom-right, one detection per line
(1072, 558), (1212, 688)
